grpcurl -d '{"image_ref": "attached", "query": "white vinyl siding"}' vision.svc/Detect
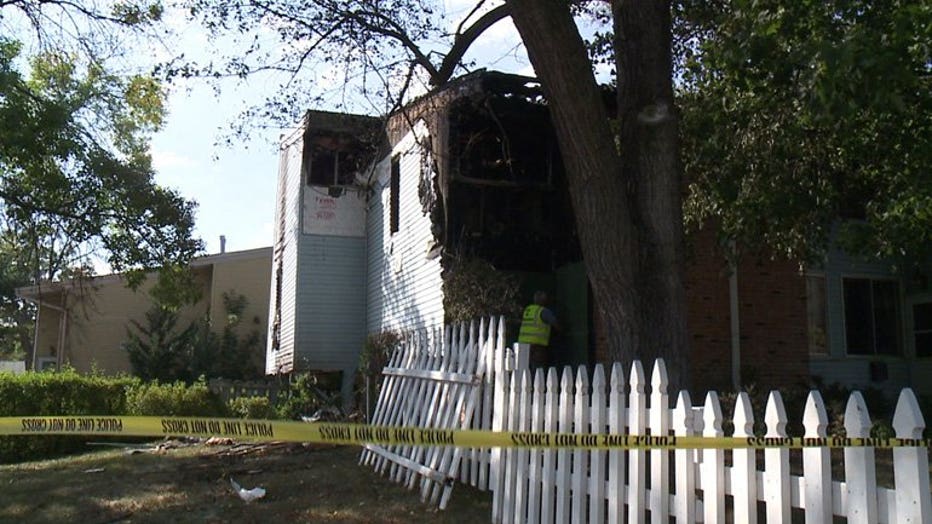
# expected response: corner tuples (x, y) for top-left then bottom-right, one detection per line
(266, 128), (303, 374)
(366, 126), (444, 336)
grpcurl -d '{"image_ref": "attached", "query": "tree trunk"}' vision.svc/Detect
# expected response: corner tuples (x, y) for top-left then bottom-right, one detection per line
(506, 0), (690, 389)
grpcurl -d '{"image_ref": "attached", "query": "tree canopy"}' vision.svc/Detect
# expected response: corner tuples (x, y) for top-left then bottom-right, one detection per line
(679, 0), (931, 264)
(0, 1), (202, 361)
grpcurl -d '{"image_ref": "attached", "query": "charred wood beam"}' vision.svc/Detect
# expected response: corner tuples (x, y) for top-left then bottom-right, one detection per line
(451, 174), (553, 189)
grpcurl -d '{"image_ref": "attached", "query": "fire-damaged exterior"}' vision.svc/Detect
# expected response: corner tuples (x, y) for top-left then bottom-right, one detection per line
(268, 70), (932, 398)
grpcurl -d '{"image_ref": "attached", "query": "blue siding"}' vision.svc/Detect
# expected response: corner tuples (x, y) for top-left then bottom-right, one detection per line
(810, 245), (928, 396)
(294, 234), (367, 394)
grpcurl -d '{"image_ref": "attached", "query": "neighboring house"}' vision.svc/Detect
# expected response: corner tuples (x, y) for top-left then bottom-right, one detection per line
(269, 70), (932, 397)
(17, 246), (272, 375)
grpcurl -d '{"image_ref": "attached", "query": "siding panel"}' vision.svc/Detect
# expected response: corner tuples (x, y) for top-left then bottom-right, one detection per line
(365, 130), (444, 336)
(294, 234), (367, 375)
(266, 129), (302, 374)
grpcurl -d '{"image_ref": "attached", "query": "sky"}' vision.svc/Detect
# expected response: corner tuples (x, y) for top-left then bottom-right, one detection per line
(148, 1), (537, 257)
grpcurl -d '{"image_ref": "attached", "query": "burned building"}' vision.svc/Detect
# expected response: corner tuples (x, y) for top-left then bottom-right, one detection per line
(267, 71), (592, 393)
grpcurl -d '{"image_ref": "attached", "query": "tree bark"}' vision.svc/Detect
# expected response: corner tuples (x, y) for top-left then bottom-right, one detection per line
(505, 0), (690, 389)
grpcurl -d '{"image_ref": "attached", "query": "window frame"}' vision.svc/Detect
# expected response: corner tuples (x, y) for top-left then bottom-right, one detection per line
(841, 275), (904, 357)
(805, 272), (830, 356)
(911, 300), (932, 359)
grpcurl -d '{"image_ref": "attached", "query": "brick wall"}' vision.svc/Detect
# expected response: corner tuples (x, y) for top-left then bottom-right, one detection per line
(592, 227), (810, 394)
(684, 228), (810, 393)
(683, 228), (734, 392)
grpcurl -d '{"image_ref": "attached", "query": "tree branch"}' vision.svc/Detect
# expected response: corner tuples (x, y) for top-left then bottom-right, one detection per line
(435, 4), (511, 85)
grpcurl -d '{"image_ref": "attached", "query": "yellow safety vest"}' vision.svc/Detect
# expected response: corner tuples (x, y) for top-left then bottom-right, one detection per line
(518, 305), (551, 346)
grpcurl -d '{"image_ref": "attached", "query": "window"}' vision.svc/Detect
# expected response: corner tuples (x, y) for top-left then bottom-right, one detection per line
(914, 302), (932, 358)
(806, 275), (828, 354)
(843, 277), (901, 356)
(307, 148), (360, 187)
(389, 156), (400, 235)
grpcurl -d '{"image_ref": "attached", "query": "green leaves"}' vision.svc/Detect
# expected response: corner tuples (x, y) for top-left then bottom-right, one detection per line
(0, 37), (201, 282)
(680, 0), (932, 262)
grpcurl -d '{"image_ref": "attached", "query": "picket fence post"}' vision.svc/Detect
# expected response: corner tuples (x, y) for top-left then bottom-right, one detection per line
(649, 359), (670, 523)
(732, 392), (757, 524)
(513, 369), (532, 524)
(607, 363), (626, 524)
(477, 319), (493, 490)
(672, 391), (695, 523)
(490, 338), (510, 523)
(803, 390), (832, 524)
(589, 365), (606, 524)
(571, 367), (589, 524)
(701, 391), (725, 524)
(541, 367), (559, 524)
(892, 388), (932, 523)
(555, 367), (573, 523)
(502, 368), (519, 524)
(764, 391), (791, 523)
(845, 391), (878, 524)
(527, 369), (545, 524)
(627, 361), (647, 523)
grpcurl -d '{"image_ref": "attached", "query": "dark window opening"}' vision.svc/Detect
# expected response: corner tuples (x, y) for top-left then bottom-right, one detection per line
(308, 148), (361, 187)
(914, 302), (932, 358)
(843, 278), (901, 356)
(444, 94), (579, 272)
(390, 156), (400, 235)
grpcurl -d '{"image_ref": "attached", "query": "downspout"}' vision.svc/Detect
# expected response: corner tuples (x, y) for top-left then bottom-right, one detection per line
(729, 240), (741, 390)
(57, 305), (68, 369)
(30, 305), (40, 371)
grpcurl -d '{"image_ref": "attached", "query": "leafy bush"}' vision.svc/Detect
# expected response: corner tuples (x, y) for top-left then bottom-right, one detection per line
(442, 256), (521, 324)
(125, 379), (227, 417)
(355, 331), (402, 417)
(277, 372), (342, 420)
(124, 292), (262, 383)
(0, 369), (138, 463)
(124, 306), (198, 382)
(228, 396), (277, 420)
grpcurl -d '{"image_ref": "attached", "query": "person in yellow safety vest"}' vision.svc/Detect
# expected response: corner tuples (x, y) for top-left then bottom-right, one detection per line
(518, 291), (560, 369)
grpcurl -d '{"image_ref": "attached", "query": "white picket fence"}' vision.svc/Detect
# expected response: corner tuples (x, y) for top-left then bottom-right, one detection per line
(363, 320), (932, 523)
(361, 317), (505, 509)
(491, 357), (932, 524)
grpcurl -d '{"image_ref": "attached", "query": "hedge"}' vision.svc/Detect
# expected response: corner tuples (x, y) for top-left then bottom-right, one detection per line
(0, 370), (228, 463)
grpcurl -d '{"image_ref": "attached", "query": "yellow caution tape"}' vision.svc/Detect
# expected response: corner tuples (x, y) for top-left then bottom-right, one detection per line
(0, 416), (928, 450)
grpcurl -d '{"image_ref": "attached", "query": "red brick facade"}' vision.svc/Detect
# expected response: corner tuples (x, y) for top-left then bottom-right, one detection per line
(593, 227), (810, 394)
(685, 228), (809, 393)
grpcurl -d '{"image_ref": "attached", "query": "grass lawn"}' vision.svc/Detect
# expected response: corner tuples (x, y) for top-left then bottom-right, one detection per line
(0, 442), (492, 523)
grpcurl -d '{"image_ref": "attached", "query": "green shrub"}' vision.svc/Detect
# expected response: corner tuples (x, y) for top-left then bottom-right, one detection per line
(125, 378), (226, 417)
(228, 396), (278, 420)
(277, 372), (341, 420)
(442, 256), (521, 324)
(355, 331), (402, 418)
(0, 369), (138, 463)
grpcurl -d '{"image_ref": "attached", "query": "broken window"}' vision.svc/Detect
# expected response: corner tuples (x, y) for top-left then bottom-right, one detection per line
(443, 91), (579, 271)
(843, 277), (901, 356)
(307, 148), (361, 187)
